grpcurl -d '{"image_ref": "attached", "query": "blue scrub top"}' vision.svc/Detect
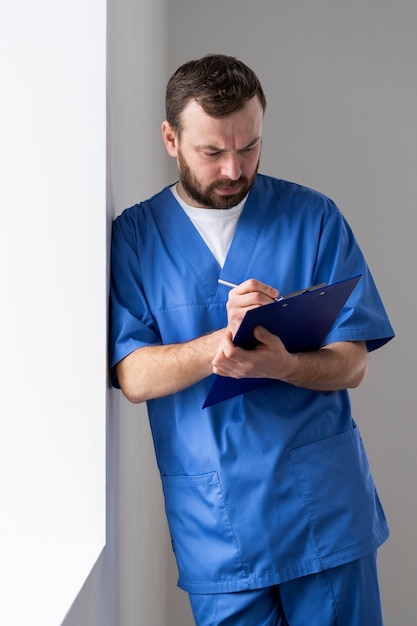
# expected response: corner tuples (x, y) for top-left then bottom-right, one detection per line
(110, 175), (394, 593)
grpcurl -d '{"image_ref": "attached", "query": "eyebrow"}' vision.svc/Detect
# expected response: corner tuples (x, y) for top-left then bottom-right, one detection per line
(198, 137), (262, 152)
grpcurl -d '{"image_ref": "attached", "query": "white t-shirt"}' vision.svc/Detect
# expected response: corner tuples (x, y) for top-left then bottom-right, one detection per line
(171, 184), (246, 267)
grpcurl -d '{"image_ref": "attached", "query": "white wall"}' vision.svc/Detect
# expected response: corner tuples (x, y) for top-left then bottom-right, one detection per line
(0, 1), (106, 625)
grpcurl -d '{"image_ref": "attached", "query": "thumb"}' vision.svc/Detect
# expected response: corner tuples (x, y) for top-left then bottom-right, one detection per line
(253, 325), (270, 343)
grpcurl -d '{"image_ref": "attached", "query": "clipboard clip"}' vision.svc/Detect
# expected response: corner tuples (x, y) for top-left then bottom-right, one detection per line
(218, 278), (327, 302)
(277, 282), (327, 301)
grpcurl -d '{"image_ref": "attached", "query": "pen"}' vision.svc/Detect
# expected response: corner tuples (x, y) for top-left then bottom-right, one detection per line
(218, 279), (327, 301)
(217, 279), (241, 289)
(218, 278), (282, 301)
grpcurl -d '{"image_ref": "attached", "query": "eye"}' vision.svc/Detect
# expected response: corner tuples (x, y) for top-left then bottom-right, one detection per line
(239, 144), (258, 155)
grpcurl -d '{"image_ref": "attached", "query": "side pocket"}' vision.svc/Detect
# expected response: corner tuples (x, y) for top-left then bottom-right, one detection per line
(161, 471), (246, 585)
(289, 427), (388, 559)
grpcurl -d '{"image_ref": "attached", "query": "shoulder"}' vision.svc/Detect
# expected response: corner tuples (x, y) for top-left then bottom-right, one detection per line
(254, 174), (340, 217)
(114, 185), (173, 225)
(112, 185), (174, 239)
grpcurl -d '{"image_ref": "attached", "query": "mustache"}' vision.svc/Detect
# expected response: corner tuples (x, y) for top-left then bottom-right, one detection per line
(213, 176), (248, 189)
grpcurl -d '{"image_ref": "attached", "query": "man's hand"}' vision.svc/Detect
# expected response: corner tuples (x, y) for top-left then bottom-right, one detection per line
(213, 324), (368, 392)
(213, 326), (293, 380)
(225, 278), (279, 337)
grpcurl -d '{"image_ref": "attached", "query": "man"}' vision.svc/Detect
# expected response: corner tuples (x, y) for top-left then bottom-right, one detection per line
(110, 54), (394, 625)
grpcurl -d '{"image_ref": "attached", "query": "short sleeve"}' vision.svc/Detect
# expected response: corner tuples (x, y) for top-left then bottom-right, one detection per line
(314, 204), (394, 351)
(109, 211), (161, 387)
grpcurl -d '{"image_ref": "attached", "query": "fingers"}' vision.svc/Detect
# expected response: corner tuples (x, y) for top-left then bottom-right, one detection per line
(212, 326), (287, 379)
(227, 278), (279, 304)
(212, 327), (268, 378)
(225, 279), (280, 337)
(212, 331), (239, 376)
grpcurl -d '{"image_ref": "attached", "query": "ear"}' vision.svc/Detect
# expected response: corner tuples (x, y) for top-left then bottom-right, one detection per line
(161, 121), (178, 157)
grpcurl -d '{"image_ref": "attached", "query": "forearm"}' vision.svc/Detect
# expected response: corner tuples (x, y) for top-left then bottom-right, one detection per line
(282, 341), (368, 391)
(115, 328), (225, 403)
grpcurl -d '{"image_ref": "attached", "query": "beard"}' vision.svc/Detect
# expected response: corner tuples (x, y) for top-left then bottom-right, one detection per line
(177, 149), (259, 209)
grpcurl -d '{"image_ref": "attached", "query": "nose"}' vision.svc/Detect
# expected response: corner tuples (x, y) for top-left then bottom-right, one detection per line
(220, 152), (242, 180)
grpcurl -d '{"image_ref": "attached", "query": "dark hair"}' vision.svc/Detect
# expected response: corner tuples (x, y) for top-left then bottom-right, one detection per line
(165, 54), (267, 133)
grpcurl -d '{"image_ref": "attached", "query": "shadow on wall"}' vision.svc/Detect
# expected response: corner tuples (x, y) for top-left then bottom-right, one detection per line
(61, 549), (109, 626)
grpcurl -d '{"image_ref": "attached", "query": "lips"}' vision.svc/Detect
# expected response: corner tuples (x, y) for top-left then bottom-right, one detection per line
(216, 184), (242, 195)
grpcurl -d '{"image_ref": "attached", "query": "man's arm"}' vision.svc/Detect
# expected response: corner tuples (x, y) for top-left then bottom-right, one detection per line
(115, 328), (225, 404)
(114, 278), (277, 404)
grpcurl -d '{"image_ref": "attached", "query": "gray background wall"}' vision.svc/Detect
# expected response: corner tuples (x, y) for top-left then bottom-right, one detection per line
(64, 0), (416, 624)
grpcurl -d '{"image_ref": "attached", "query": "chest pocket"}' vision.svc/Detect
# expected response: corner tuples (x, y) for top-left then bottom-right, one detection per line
(155, 302), (227, 344)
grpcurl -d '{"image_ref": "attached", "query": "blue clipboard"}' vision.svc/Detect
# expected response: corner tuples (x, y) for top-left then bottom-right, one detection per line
(203, 275), (362, 408)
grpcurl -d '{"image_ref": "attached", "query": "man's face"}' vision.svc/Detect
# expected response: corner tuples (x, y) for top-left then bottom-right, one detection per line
(162, 96), (263, 209)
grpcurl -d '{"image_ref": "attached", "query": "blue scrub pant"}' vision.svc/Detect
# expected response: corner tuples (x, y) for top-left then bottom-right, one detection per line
(188, 552), (383, 626)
